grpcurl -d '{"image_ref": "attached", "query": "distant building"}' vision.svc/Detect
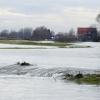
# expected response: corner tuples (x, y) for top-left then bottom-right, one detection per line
(77, 28), (98, 42)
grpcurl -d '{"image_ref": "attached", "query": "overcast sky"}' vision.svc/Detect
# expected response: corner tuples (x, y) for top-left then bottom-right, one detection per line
(0, 0), (100, 32)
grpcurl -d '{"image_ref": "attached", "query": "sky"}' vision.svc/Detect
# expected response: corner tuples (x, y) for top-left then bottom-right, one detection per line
(0, 0), (100, 32)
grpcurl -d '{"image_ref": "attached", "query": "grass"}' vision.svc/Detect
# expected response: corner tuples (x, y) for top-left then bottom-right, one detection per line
(0, 40), (70, 48)
(0, 40), (91, 48)
(63, 74), (100, 85)
(78, 74), (100, 85)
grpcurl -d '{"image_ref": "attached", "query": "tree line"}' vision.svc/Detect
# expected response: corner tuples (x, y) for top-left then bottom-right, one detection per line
(0, 26), (77, 42)
(0, 26), (100, 42)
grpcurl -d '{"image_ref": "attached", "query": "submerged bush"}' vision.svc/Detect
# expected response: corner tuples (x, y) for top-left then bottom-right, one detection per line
(17, 62), (31, 66)
(79, 74), (100, 84)
(75, 73), (83, 79)
(63, 73), (100, 85)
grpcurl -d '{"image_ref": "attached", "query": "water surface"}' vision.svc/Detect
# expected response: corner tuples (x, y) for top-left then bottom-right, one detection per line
(0, 42), (100, 100)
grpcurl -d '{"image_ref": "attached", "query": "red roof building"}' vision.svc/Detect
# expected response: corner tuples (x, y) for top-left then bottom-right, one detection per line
(77, 28), (98, 41)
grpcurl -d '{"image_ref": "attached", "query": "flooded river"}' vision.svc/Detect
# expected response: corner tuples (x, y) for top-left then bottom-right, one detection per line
(0, 42), (100, 100)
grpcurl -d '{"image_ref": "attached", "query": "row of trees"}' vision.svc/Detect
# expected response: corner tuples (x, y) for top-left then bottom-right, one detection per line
(0, 26), (77, 42)
(54, 29), (77, 42)
(0, 28), (32, 40)
(0, 27), (54, 40)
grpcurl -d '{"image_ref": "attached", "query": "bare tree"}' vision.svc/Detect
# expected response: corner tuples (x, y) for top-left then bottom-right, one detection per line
(96, 13), (100, 41)
(96, 13), (100, 24)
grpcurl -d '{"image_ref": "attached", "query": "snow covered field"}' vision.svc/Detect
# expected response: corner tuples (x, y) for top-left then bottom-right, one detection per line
(0, 42), (100, 100)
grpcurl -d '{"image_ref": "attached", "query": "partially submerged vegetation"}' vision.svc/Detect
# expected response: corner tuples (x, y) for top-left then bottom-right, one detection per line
(17, 61), (31, 66)
(0, 40), (91, 48)
(0, 40), (70, 47)
(63, 73), (100, 85)
(0, 61), (99, 85)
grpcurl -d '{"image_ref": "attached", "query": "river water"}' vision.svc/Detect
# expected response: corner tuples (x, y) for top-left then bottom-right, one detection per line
(0, 42), (100, 100)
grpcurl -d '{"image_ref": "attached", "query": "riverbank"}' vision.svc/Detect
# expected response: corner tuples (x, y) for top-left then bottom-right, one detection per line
(0, 40), (91, 48)
(0, 40), (70, 47)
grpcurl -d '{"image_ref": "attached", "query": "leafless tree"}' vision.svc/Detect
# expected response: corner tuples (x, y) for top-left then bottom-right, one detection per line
(96, 13), (100, 24)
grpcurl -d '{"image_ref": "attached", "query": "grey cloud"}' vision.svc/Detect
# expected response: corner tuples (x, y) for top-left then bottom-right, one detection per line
(0, 0), (100, 14)
(0, 0), (100, 32)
